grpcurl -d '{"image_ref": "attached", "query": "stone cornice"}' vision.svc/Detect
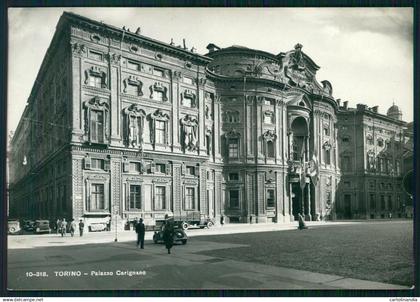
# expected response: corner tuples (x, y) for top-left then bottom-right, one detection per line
(63, 12), (212, 65)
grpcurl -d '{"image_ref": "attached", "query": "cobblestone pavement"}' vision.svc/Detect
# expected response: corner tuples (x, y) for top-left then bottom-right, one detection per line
(7, 220), (410, 290)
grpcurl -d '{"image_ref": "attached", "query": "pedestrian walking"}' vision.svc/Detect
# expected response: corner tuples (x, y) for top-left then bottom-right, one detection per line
(56, 219), (61, 234)
(70, 219), (77, 237)
(61, 218), (67, 237)
(162, 221), (174, 254)
(79, 219), (85, 237)
(220, 215), (224, 226)
(135, 218), (146, 249)
(298, 213), (308, 230)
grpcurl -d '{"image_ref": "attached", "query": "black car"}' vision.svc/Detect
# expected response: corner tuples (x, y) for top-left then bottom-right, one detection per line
(23, 220), (36, 232)
(33, 220), (51, 234)
(153, 227), (187, 245)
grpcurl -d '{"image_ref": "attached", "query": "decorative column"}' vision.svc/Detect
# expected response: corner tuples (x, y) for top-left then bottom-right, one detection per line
(214, 95), (222, 162)
(108, 52), (121, 145)
(171, 71), (182, 153)
(197, 77), (207, 155)
(70, 42), (86, 143)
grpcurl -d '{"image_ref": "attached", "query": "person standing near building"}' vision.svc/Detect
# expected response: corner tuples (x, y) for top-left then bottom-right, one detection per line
(135, 218), (146, 249)
(163, 220), (174, 254)
(79, 219), (85, 237)
(61, 218), (67, 237)
(70, 219), (77, 237)
(56, 219), (62, 235)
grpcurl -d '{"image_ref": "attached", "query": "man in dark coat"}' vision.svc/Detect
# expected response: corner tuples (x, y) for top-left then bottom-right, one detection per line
(79, 219), (85, 237)
(162, 221), (174, 254)
(135, 218), (146, 249)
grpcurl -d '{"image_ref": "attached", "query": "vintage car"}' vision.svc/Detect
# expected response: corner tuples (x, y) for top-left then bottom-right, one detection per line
(8, 220), (22, 235)
(33, 220), (51, 234)
(153, 227), (187, 245)
(22, 220), (36, 232)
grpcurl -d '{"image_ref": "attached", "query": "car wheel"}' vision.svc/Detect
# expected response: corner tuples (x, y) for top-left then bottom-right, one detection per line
(9, 227), (16, 234)
(207, 221), (214, 228)
(182, 222), (189, 230)
(182, 240), (187, 245)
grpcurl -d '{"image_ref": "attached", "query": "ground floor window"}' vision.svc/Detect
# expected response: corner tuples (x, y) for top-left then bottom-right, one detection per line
(266, 189), (275, 208)
(129, 185), (141, 210)
(184, 187), (195, 210)
(154, 186), (166, 210)
(89, 183), (106, 211)
(229, 190), (240, 209)
(369, 194), (375, 211)
(380, 195), (385, 211)
(387, 195), (392, 211)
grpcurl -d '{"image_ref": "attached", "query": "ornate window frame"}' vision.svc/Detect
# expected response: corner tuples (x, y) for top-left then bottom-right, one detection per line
(225, 129), (241, 159)
(123, 75), (143, 96)
(84, 66), (107, 89)
(263, 130), (277, 158)
(150, 109), (170, 145)
(149, 82), (168, 102)
(180, 89), (197, 108)
(263, 111), (275, 124)
(123, 104), (146, 148)
(83, 96), (109, 144)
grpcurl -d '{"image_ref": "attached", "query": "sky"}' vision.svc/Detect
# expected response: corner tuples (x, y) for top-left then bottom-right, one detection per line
(7, 7), (413, 133)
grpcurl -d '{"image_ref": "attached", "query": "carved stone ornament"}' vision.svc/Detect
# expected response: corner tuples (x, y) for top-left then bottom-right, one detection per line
(83, 96), (109, 111)
(123, 75), (144, 96)
(266, 170), (275, 182)
(180, 115), (199, 151)
(84, 66), (107, 88)
(71, 42), (86, 56)
(246, 95), (255, 106)
(197, 77), (207, 86)
(124, 104), (146, 148)
(323, 141), (332, 151)
(224, 129), (241, 139)
(90, 33), (101, 43)
(107, 52), (121, 65)
(205, 104), (213, 119)
(150, 109), (170, 121)
(262, 130), (277, 142)
(172, 70), (182, 80)
(149, 82), (168, 102)
(321, 80), (333, 96)
(181, 89), (197, 107)
(222, 110), (240, 123)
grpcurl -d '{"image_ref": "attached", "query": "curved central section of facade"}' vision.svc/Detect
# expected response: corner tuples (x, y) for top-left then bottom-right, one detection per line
(207, 44), (340, 223)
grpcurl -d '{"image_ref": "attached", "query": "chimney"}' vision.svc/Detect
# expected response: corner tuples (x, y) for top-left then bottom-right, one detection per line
(336, 98), (341, 107)
(206, 43), (221, 53)
(343, 101), (348, 109)
(357, 103), (367, 111)
(371, 106), (378, 113)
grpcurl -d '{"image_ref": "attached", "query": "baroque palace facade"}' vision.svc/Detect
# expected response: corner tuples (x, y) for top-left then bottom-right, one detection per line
(8, 12), (411, 230)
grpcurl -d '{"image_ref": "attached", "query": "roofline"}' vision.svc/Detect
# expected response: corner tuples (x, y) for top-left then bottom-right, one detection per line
(62, 11), (212, 64)
(337, 107), (407, 126)
(205, 46), (279, 62)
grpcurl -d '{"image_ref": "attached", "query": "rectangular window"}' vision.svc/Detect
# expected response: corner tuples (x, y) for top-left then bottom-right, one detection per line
(90, 110), (104, 143)
(264, 114), (273, 124)
(228, 138), (239, 158)
(229, 190), (240, 209)
(267, 189), (275, 208)
(267, 141), (275, 158)
(155, 121), (166, 144)
(229, 173), (239, 181)
(154, 90), (164, 101)
(89, 50), (103, 61)
(127, 61), (140, 71)
(130, 162), (141, 172)
(370, 194), (375, 210)
(342, 156), (351, 171)
(127, 84), (139, 96)
(89, 75), (102, 88)
(129, 185), (141, 210)
(186, 166), (195, 175)
(183, 77), (193, 85)
(324, 149), (331, 165)
(155, 163), (166, 173)
(182, 97), (192, 107)
(91, 159), (104, 170)
(323, 127), (330, 136)
(90, 184), (105, 211)
(153, 69), (164, 77)
(380, 195), (385, 210)
(387, 196), (392, 211)
(154, 186), (166, 210)
(185, 187), (195, 210)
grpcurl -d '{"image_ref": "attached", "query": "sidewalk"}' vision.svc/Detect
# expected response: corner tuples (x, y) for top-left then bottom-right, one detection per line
(9, 220), (366, 249)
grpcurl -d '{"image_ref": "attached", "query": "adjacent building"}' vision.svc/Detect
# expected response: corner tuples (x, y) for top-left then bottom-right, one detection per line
(336, 102), (411, 219)
(8, 12), (411, 230)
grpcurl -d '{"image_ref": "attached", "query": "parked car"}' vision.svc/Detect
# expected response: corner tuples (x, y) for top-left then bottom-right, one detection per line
(8, 220), (22, 235)
(33, 220), (51, 234)
(23, 220), (36, 232)
(153, 227), (187, 245)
